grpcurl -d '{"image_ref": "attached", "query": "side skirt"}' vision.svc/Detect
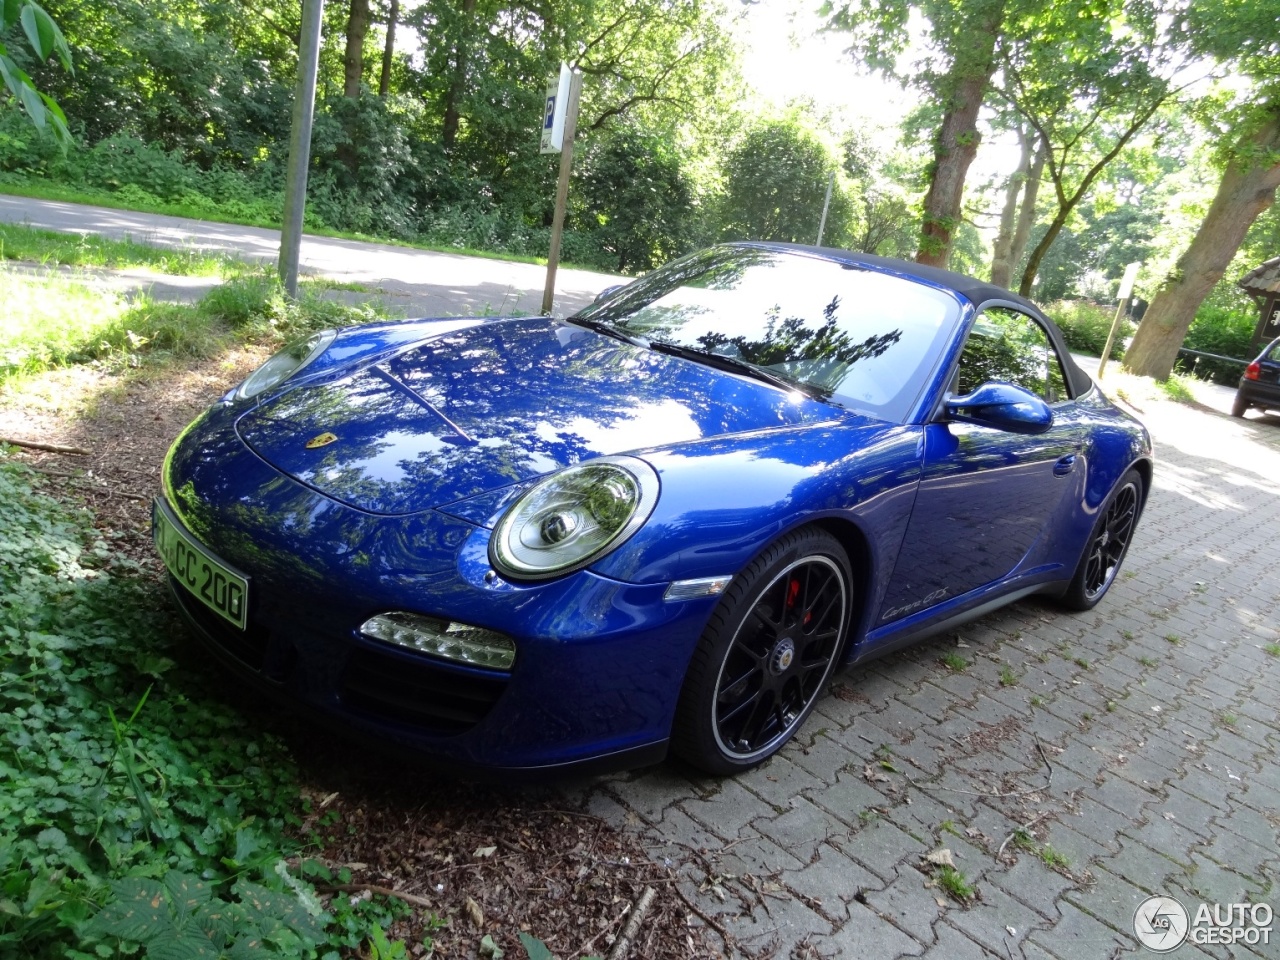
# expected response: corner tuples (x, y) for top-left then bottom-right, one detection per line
(847, 581), (1069, 669)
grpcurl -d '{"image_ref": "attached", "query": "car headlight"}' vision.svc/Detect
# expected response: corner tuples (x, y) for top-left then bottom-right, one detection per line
(237, 329), (336, 400)
(490, 456), (660, 580)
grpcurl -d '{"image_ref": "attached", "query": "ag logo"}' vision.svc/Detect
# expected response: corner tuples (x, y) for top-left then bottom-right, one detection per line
(305, 432), (338, 449)
(1133, 895), (1190, 952)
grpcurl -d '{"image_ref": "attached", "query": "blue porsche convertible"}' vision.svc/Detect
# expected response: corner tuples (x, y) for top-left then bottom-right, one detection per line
(155, 243), (1151, 775)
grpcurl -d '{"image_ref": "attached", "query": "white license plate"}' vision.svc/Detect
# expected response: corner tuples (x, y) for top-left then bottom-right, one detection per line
(153, 500), (249, 630)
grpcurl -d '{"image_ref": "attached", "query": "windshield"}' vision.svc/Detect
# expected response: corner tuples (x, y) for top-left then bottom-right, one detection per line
(574, 246), (962, 422)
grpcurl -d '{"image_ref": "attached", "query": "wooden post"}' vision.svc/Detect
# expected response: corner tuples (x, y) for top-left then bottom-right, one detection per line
(541, 69), (583, 316)
(278, 0), (325, 298)
(1098, 262), (1141, 378)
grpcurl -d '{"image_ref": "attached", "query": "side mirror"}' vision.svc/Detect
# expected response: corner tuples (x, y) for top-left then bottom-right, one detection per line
(593, 284), (624, 304)
(944, 381), (1053, 434)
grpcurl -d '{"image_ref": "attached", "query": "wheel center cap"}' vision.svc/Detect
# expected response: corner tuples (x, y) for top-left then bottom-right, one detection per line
(770, 639), (796, 676)
(1100, 530), (1110, 547)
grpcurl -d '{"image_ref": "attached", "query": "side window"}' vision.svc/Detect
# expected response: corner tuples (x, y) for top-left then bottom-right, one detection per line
(955, 307), (1070, 402)
(1266, 341), (1280, 362)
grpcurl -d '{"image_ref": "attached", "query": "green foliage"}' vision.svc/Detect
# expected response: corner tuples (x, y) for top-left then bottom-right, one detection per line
(0, 457), (332, 957)
(719, 117), (855, 246)
(1176, 305), (1257, 384)
(576, 130), (701, 273)
(1047, 300), (1131, 359)
(0, 0), (72, 143)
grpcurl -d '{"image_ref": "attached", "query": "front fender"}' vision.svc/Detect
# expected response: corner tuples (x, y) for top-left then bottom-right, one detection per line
(589, 421), (924, 593)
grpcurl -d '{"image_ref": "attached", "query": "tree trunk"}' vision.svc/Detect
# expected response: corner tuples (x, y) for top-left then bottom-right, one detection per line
(1008, 138), (1046, 280)
(1018, 100), (1161, 297)
(379, 0), (399, 97)
(344, 0), (371, 98)
(1123, 106), (1280, 380)
(441, 0), (478, 149)
(916, 0), (1005, 267)
(990, 126), (1031, 288)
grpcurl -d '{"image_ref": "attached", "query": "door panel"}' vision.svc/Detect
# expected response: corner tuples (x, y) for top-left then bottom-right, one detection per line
(876, 306), (1083, 624)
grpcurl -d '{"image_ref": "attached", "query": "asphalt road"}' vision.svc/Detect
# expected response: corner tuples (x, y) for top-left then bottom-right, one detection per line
(0, 194), (621, 318)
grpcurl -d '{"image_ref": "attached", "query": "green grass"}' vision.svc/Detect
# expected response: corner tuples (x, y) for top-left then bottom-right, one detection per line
(1158, 373), (1197, 404)
(0, 222), (238, 275)
(999, 665), (1018, 687)
(940, 652), (969, 671)
(935, 865), (976, 902)
(0, 175), (591, 271)
(1073, 657), (1090, 670)
(1266, 644), (1280, 658)
(1138, 655), (1158, 667)
(1164, 634), (1182, 646)
(1039, 845), (1070, 870)
(0, 268), (395, 386)
(1219, 712), (1238, 727)
(1030, 695), (1045, 707)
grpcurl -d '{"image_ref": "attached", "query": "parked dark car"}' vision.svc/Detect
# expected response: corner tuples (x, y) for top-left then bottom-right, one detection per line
(155, 243), (1153, 776)
(1232, 337), (1280, 418)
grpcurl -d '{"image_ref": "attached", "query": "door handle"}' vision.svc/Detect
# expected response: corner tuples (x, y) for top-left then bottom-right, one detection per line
(1053, 454), (1076, 477)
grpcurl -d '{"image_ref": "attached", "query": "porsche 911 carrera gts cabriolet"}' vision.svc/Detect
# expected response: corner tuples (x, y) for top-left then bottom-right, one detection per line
(155, 243), (1151, 775)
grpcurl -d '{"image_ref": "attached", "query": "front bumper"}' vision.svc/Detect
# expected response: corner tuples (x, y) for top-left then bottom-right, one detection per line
(158, 404), (718, 773)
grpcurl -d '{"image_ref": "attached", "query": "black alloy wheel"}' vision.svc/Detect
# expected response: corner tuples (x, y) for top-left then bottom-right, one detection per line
(673, 528), (852, 774)
(1062, 469), (1143, 611)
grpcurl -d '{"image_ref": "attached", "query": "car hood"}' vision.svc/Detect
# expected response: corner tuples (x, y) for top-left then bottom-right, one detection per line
(235, 316), (838, 515)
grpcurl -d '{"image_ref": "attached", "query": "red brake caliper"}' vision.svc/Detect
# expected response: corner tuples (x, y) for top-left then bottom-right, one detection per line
(786, 577), (813, 627)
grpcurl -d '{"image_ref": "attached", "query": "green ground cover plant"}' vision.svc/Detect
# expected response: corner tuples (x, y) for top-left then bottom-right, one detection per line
(0, 456), (327, 957)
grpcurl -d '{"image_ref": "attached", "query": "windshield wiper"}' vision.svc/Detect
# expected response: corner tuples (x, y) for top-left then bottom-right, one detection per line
(646, 341), (827, 400)
(567, 316), (648, 347)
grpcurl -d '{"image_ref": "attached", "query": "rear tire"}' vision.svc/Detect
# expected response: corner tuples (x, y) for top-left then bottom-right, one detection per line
(1060, 469), (1143, 611)
(1231, 393), (1248, 418)
(671, 528), (853, 775)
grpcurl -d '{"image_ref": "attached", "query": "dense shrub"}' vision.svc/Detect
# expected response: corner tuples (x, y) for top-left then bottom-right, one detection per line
(1176, 305), (1258, 385)
(1045, 300), (1131, 360)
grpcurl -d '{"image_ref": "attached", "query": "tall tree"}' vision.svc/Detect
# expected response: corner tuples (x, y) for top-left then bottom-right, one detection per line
(824, 0), (1005, 267)
(1124, 1), (1280, 379)
(344, 0), (371, 97)
(997, 0), (1176, 295)
(1125, 103), (1280, 377)
(990, 124), (1032, 288)
(379, 0), (398, 96)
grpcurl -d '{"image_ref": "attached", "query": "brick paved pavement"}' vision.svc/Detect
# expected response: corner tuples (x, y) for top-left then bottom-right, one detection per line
(567, 395), (1280, 958)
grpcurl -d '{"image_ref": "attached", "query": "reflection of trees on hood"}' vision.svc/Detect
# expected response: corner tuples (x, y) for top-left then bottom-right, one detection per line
(695, 295), (903, 371)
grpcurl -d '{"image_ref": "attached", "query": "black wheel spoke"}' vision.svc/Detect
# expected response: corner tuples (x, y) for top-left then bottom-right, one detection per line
(711, 553), (850, 759)
(1084, 482), (1139, 599)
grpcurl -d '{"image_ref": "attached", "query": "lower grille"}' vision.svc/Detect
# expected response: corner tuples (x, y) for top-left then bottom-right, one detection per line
(341, 646), (507, 734)
(170, 574), (270, 671)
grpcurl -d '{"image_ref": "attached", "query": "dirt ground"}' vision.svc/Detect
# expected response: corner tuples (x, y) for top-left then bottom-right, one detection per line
(0, 356), (720, 960)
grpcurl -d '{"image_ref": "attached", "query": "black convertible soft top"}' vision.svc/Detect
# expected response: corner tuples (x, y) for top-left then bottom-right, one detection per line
(766, 243), (1095, 400)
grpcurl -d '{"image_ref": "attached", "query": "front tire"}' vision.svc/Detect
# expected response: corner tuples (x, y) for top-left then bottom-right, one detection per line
(1060, 469), (1143, 611)
(671, 527), (853, 775)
